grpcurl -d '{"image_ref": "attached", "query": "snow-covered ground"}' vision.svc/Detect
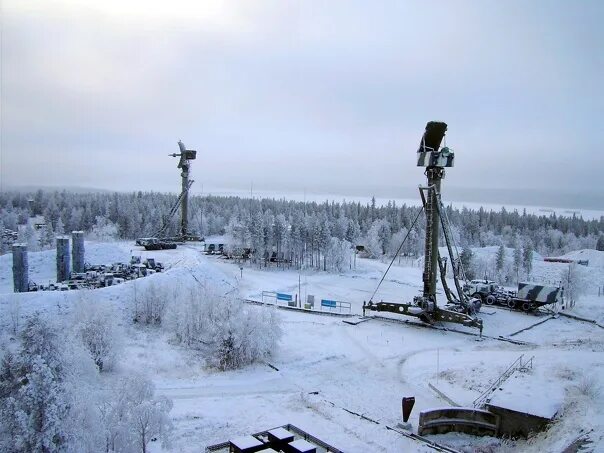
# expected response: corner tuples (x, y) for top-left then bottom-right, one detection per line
(1, 242), (604, 452)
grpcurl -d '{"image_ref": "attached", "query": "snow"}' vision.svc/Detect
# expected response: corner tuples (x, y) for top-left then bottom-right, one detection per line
(230, 435), (264, 449)
(267, 427), (293, 440)
(561, 249), (604, 269)
(488, 363), (564, 419)
(1, 241), (604, 452)
(288, 438), (315, 452)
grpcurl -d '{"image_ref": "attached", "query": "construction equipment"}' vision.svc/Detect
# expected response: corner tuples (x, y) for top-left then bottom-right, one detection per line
(364, 122), (483, 333)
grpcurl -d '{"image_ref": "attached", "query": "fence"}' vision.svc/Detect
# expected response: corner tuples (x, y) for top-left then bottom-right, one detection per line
(260, 291), (352, 314)
(320, 299), (352, 314)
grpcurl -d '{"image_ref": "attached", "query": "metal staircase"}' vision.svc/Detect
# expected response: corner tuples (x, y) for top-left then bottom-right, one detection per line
(473, 354), (534, 408)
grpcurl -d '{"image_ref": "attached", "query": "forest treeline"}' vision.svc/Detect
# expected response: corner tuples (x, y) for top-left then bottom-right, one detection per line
(1, 190), (603, 273)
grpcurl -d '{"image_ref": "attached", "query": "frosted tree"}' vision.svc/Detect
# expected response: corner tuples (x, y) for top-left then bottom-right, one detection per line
(460, 246), (474, 280)
(167, 286), (282, 371)
(249, 211), (264, 266)
(39, 223), (56, 250)
(523, 239), (534, 279)
(7, 296), (21, 335)
(318, 213), (331, 270)
(18, 223), (39, 252)
(495, 245), (505, 278)
(273, 213), (288, 263)
(0, 314), (101, 453)
(365, 220), (384, 259)
(72, 297), (123, 372)
(134, 281), (171, 325)
(225, 216), (249, 255)
(560, 263), (588, 308)
(89, 216), (119, 241)
(204, 295), (282, 370)
(345, 219), (361, 245)
(513, 238), (522, 281)
(98, 374), (173, 453)
(55, 217), (65, 235)
(326, 238), (352, 272)
(387, 229), (407, 258)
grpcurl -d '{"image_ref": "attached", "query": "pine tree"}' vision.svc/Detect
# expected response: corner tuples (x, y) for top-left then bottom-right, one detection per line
(319, 213), (331, 271)
(460, 246), (474, 279)
(40, 224), (52, 249)
(55, 217), (65, 235)
(597, 235), (604, 251)
(523, 239), (534, 279)
(496, 245), (505, 272)
(513, 239), (522, 281)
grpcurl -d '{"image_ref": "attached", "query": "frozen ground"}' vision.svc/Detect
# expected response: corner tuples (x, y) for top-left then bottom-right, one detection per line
(1, 242), (604, 452)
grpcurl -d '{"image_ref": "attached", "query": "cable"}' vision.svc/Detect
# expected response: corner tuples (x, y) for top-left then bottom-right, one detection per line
(369, 206), (425, 302)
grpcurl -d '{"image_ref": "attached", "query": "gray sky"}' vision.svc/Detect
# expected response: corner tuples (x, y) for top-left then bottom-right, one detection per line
(1, 1), (603, 206)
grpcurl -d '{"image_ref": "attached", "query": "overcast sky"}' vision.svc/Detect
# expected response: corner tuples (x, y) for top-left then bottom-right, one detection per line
(1, 1), (603, 206)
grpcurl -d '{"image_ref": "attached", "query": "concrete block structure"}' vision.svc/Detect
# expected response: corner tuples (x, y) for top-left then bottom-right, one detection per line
(12, 243), (28, 293)
(72, 231), (85, 273)
(56, 236), (70, 282)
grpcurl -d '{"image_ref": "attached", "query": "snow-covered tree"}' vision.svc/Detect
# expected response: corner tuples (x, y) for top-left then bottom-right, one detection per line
(98, 374), (173, 453)
(89, 216), (119, 241)
(560, 263), (589, 308)
(55, 217), (65, 235)
(318, 213), (331, 270)
(167, 285), (282, 371)
(496, 245), (505, 272)
(345, 219), (361, 245)
(513, 238), (522, 281)
(0, 314), (101, 453)
(18, 223), (39, 252)
(460, 246), (474, 280)
(326, 237), (352, 272)
(209, 296), (281, 371)
(72, 297), (123, 372)
(134, 282), (170, 325)
(7, 296), (21, 336)
(39, 224), (56, 250)
(523, 240), (534, 278)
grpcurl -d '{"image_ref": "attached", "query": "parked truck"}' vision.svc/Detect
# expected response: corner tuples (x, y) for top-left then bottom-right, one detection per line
(464, 281), (562, 312)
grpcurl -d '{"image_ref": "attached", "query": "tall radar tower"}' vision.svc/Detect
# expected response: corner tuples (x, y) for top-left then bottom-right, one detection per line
(166, 141), (198, 241)
(364, 122), (482, 333)
(417, 121), (452, 303)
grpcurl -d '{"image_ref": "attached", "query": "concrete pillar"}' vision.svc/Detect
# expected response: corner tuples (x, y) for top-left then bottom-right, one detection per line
(72, 231), (85, 273)
(56, 236), (70, 282)
(12, 243), (28, 293)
